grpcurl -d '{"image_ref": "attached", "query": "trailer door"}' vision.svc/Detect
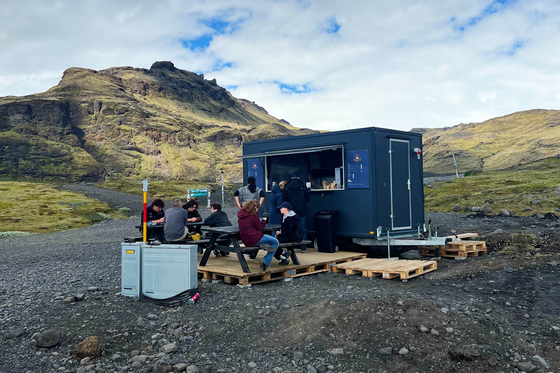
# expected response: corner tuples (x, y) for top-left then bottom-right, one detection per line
(389, 138), (412, 230)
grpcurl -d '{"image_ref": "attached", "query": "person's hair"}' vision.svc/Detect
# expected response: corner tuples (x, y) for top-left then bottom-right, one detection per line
(278, 180), (287, 190)
(211, 203), (222, 211)
(185, 199), (198, 209)
(151, 198), (165, 208)
(242, 200), (259, 216)
(247, 176), (257, 193)
(172, 199), (182, 207)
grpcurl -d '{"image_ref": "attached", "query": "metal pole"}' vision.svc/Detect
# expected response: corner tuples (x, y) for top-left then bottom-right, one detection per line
(386, 229), (391, 259)
(221, 170), (224, 207)
(142, 179), (148, 243)
(452, 154), (459, 178)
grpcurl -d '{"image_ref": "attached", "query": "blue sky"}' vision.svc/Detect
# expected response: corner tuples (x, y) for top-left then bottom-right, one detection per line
(1, 0), (560, 131)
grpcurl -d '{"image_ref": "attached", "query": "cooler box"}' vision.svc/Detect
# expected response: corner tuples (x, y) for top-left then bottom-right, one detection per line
(141, 244), (198, 299)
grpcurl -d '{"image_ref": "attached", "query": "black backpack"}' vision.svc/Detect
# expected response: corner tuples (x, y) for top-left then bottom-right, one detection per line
(292, 218), (304, 242)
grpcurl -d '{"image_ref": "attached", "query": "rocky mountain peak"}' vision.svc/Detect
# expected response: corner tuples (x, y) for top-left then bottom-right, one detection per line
(0, 62), (317, 182)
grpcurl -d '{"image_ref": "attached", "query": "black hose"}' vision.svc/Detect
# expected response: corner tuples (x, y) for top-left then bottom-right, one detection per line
(139, 288), (198, 307)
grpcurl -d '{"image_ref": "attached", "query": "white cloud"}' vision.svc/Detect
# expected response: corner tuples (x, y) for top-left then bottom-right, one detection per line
(1, 0), (560, 131)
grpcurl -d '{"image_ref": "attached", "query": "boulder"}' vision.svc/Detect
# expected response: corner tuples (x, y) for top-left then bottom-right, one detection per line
(34, 330), (60, 348)
(452, 204), (462, 212)
(499, 209), (510, 217)
(73, 336), (102, 359)
(481, 203), (492, 214)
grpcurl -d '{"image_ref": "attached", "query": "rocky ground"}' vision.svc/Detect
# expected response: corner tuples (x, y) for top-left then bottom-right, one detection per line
(1, 185), (559, 373)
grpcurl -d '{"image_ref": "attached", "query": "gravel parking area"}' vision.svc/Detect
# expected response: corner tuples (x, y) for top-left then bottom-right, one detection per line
(1, 186), (559, 373)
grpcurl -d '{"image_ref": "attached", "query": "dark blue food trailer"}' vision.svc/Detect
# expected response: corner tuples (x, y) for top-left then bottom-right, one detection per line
(242, 126), (425, 251)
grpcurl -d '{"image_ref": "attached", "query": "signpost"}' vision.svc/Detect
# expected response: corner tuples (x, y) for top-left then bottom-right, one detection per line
(187, 188), (211, 208)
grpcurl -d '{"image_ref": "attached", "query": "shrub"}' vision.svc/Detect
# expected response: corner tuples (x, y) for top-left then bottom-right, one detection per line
(0, 231), (32, 239)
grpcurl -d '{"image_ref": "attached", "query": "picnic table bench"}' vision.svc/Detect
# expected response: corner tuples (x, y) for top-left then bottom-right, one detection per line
(199, 225), (308, 273)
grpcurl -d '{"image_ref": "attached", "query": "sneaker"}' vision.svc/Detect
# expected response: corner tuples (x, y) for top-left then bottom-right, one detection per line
(278, 259), (291, 266)
(300, 249), (309, 254)
(259, 259), (268, 272)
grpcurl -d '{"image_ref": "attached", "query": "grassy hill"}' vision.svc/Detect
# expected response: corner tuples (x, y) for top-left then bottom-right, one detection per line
(416, 109), (560, 174)
(0, 61), (316, 183)
(424, 158), (560, 216)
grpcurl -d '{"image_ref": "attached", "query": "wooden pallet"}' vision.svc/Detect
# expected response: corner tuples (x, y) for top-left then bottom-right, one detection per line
(197, 250), (366, 285)
(332, 259), (437, 280)
(419, 240), (487, 258)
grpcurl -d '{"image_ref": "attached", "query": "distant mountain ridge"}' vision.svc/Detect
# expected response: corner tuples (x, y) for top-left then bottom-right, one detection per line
(413, 109), (560, 174)
(0, 61), (317, 182)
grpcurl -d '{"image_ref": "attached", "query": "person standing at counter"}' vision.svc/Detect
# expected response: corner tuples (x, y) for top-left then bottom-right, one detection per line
(268, 180), (286, 233)
(235, 176), (265, 210)
(283, 173), (310, 253)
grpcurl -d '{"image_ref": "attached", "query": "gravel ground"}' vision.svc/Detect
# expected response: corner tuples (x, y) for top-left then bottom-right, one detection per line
(1, 185), (559, 373)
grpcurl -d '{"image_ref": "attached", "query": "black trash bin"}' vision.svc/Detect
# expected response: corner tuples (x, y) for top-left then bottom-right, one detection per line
(313, 210), (340, 253)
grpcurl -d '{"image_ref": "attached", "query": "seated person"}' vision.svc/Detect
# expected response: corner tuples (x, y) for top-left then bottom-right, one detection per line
(203, 203), (232, 227)
(164, 199), (190, 241)
(204, 203), (232, 257)
(274, 201), (303, 265)
(237, 200), (279, 271)
(182, 199), (202, 234)
(140, 198), (165, 241)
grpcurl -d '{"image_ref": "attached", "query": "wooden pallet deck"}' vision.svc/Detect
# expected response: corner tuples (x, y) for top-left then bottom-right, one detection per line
(332, 258), (437, 280)
(419, 240), (487, 258)
(197, 249), (366, 285)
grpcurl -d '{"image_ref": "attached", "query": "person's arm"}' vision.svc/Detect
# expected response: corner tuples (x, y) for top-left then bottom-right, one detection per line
(304, 187), (310, 202)
(259, 215), (267, 231)
(203, 213), (216, 226)
(234, 189), (242, 209)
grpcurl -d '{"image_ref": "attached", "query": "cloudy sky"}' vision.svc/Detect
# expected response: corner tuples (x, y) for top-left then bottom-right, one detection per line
(1, 0), (560, 131)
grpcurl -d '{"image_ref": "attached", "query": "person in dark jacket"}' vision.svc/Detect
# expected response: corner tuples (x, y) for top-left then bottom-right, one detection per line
(140, 198), (165, 241)
(237, 200), (279, 271)
(268, 180), (286, 231)
(203, 203), (232, 227)
(283, 173), (310, 252)
(183, 199), (202, 234)
(274, 201), (301, 265)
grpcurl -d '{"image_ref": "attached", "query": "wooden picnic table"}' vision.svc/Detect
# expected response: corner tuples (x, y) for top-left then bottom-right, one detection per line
(199, 224), (301, 273)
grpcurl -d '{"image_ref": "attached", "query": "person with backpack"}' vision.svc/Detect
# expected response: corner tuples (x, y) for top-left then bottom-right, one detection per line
(282, 172), (310, 252)
(274, 201), (303, 265)
(235, 176), (265, 210)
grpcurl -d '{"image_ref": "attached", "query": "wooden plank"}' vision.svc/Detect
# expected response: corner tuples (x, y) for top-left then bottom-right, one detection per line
(444, 233), (479, 240)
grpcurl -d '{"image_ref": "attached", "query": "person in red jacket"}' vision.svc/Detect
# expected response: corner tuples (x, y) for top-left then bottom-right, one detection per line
(237, 200), (279, 271)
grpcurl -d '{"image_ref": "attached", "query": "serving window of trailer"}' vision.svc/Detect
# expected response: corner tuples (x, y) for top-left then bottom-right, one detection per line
(265, 146), (344, 192)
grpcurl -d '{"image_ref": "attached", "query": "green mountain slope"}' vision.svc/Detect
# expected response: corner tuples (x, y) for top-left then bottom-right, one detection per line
(415, 109), (560, 174)
(0, 61), (316, 182)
